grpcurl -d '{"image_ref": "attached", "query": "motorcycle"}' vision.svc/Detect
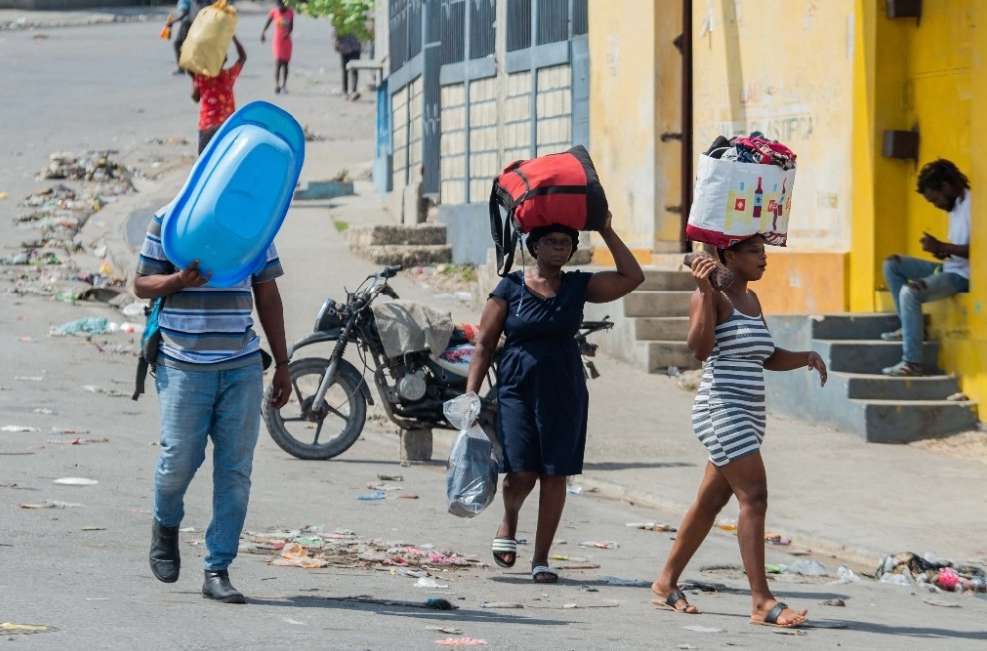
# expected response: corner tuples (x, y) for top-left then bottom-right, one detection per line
(263, 265), (614, 460)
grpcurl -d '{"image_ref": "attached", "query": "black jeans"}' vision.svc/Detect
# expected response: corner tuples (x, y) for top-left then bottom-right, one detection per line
(173, 20), (191, 65)
(341, 52), (360, 93)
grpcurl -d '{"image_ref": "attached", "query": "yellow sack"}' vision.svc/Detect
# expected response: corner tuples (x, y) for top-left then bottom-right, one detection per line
(179, 0), (238, 77)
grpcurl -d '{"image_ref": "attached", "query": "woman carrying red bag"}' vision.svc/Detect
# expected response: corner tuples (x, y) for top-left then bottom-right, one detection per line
(465, 212), (643, 583)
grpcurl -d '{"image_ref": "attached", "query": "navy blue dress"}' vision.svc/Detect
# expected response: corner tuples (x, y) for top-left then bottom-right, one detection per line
(491, 270), (592, 476)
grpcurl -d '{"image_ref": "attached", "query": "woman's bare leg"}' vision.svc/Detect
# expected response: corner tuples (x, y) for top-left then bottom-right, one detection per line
(652, 462), (732, 612)
(493, 471), (537, 566)
(532, 475), (567, 579)
(718, 452), (806, 627)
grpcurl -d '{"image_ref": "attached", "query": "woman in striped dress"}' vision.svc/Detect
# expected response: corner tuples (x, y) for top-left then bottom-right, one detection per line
(651, 235), (827, 629)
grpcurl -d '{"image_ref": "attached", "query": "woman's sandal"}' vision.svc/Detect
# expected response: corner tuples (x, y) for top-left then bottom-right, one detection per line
(750, 602), (806, 628)
(531, 565), (559, 583)
(651, 589), (698, 614)
(491, 538), (517, 568)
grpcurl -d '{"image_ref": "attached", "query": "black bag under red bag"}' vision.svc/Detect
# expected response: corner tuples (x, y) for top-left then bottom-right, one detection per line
(489, 145), (608, 276)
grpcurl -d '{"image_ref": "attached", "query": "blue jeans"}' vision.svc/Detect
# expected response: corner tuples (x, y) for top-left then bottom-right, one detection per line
(153, 362), (262, 571)
(883, 256), (969, 364)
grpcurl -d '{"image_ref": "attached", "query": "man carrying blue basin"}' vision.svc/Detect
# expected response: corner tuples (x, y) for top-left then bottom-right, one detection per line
(133, 101), (303, 603)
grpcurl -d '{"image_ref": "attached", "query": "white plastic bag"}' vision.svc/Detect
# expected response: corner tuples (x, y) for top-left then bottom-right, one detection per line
(686, 154), (796, 248)
(443, 393), (498, 518)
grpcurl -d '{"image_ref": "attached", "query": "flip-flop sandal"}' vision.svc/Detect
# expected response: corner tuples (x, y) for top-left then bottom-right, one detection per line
(531, 565), (559, 583)
(651, 589), (697, 614)
(750, 602), (805, 628)
(491, 538), (517, 568)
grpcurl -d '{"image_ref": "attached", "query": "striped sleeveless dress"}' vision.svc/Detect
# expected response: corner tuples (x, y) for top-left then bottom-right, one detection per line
(691, 303), (776, 467)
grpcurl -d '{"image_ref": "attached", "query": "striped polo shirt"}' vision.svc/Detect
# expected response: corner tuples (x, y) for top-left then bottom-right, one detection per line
(136, 210), (284, 370)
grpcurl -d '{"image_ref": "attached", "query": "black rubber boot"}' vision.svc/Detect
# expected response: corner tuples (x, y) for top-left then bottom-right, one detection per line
(149, 521), (180, 583)
(202, 570), (246, 604)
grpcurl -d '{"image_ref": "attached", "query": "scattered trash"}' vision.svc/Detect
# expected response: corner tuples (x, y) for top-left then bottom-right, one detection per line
(1, 425), (39, 433)
(579, 541), (620, 550)
(320, 595), (457, 611)
(765, 533), (791, 546)
(556, 563), (601, 570)
(81, 385), (128, 398)
(435, 638), (487, 647)
(357, 491), (387, 501)
(626, 522), (676, 533)
(765, 563), (785, 574)
(18, 500), (82, 509)
(773, 629), (806, 637)
(947, 392), (969, 402)
(680, 580), (725, 592)
(875, 552), (986, 592)
(32, 408), (54, 415)
(415, 577), (449, 590)
(821, 598), (846, 607)
(683, 625), (723, 634)
(667, 366), (681, 378)
(880, 572), (913, 587)
(481, 602), (523, 609)
(146, 136), (190, 146)
(923, 598), (961, 608)
(378, 474), (404, 482)
(81, 526), (106, 532)
(121, 302), (146, 318)
(549, 554), (589, 562)
(784, 559), (829, 577)
(426, 626), (463, 635)
(303, 125), (327, 142)
(366, 482), (403, 492)
(0, 623), (53, 636)
(42, 150), (134, 186)
(581, 585), (599, 593)
(835, 566), (861, 584)
(600, 576), (650, 587)
(53, 477), (98, 486)
(51, 427), (91, 435)
(936, 567), (961, 591)
(677, 645), (698, 650)
(50, 317), (110, 337)
(716, 519), (737, 532)
(399, 494), (420, 500)
(240, 527), (480, 572)
(15, 375), (45, 382)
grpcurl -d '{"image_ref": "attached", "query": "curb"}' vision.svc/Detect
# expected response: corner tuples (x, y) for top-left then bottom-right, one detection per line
(429, 428), (881, 572)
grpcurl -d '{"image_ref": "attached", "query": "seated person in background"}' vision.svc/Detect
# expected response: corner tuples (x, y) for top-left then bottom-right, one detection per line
(881, 159), (971, 377)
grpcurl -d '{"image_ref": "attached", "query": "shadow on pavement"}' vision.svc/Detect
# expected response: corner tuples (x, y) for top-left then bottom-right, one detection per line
(806, 619), (987, 641)
(247, 595), (569, 626)
(583, 461), (695, 471)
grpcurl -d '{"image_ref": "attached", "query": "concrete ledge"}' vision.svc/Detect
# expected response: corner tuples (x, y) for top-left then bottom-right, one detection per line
(348, 224), (447, 248)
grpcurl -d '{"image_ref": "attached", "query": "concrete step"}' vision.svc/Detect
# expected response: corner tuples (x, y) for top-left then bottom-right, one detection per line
(633, 316), (691, 341)
(639, 269), (695, 292)
(812, 339), (940, 374)
(358, 244), (452, 266)
(809, 313), (931, 340)
(853, 399), (978, 443)
(640, 340), (700, 372)
(623, 291), (693, 318)
(349, 224), (447, 247)
(833, 372), (961, 401)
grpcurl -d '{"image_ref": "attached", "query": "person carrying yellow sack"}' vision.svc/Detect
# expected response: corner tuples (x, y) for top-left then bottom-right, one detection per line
(180, 0), (238, 77)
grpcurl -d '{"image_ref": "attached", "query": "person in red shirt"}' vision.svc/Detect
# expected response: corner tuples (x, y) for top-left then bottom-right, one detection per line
(191, 36), (247, 154)
(261, 0), (294, 94)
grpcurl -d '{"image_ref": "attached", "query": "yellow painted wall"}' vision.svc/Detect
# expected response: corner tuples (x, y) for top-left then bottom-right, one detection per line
(690, 0), (855, 314)
(849, 0), (987, 407)
(588, 0), (681, 255)
(692, 0), (855, 252)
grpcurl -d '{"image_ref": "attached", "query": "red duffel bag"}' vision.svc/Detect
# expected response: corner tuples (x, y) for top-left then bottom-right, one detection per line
(489, 145), (608, 276)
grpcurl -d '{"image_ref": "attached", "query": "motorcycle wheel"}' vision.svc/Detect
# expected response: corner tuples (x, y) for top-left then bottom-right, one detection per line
(263, 357), (368, 460)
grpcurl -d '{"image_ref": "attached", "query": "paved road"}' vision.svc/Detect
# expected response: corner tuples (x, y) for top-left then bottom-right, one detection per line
(1, 9), (986, 651)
